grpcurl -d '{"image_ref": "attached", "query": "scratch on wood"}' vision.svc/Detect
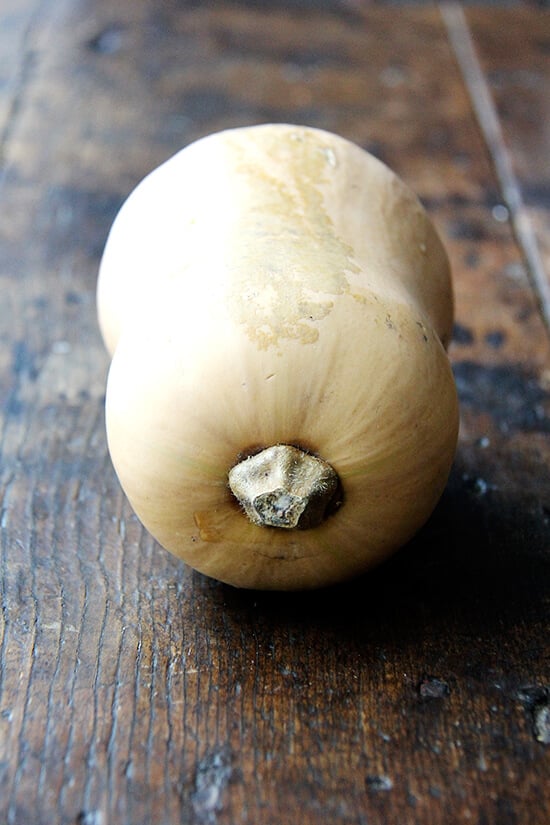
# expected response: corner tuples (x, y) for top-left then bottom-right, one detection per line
(518, 686), (550, 745)
(192, 747), (233, 823)
(441, 2), (550, 335)
(0, 3), (42, 184)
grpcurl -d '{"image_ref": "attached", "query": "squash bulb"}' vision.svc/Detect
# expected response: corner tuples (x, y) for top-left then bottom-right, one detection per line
(98, 123), (458, 591)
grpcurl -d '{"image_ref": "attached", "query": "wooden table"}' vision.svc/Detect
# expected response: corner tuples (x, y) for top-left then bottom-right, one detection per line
(1, 1), (549, 823)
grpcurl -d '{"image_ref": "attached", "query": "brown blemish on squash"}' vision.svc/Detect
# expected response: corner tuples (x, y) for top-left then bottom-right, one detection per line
(416, 320), (429, 342)
(193, 511), (223, 542)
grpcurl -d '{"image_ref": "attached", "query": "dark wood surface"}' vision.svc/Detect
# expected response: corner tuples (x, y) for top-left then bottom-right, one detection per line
(1, 2), (549, 823)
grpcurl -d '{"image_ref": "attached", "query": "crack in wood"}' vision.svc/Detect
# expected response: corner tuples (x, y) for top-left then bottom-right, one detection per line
(441, 2), (550, 337)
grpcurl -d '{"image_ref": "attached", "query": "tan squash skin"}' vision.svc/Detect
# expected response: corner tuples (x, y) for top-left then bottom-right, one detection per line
(98, 124), (459, 591)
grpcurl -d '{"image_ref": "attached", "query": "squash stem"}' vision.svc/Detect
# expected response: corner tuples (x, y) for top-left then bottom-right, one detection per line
(228, 444), (341, 529)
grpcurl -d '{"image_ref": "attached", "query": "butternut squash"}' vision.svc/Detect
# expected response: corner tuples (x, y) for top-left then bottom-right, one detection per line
(97, 124), (458, 590)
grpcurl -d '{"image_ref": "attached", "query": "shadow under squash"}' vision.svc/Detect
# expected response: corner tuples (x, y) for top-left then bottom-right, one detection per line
(215, 451), (550, 647)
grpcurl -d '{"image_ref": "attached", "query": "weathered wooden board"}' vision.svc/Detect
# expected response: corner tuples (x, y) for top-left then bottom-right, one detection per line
(0, 2), (548, 824)
(457, 5), (550, 325)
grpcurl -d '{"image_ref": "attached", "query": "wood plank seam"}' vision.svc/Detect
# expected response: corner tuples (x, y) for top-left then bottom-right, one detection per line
(0, 0), (49, 188)
(441, 1), (550, 338)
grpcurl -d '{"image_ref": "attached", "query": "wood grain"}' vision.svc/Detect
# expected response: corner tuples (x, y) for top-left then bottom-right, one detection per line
(0, 2), (549, 824)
